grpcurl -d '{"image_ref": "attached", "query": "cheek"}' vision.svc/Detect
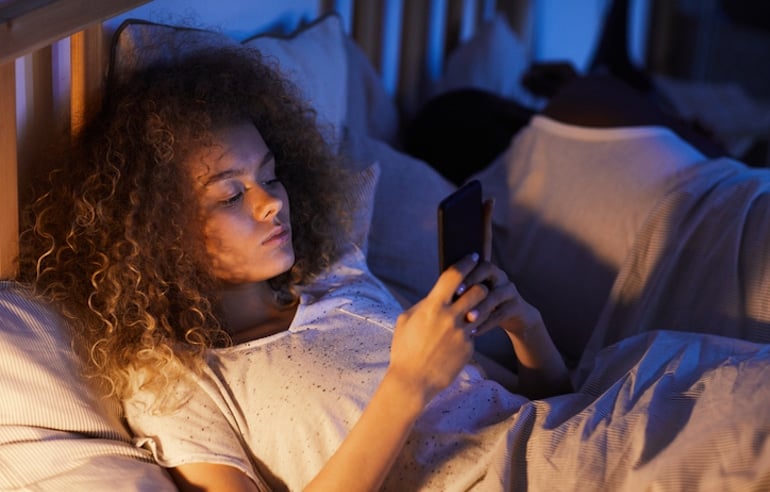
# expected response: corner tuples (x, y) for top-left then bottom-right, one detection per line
(202, 215), (245, 259)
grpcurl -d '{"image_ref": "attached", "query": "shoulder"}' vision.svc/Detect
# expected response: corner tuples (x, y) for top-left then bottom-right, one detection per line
(296, 247), (402, 328)
(301, 247), (389, 300)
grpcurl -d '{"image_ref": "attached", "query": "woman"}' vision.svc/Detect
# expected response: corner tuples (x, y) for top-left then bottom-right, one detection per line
(18, 44), (570, 491)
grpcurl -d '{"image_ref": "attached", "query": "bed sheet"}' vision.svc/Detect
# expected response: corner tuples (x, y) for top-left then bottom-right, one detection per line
(578, 157), (770, 383)
(478, 329), (770, 491)
(468, 133), (770, 491)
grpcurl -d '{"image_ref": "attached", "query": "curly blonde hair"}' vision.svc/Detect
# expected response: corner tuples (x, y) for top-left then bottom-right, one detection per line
(18, 45), (353, 402)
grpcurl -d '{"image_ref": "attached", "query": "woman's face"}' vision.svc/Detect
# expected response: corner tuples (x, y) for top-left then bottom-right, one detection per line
(188, 121), (294, 285)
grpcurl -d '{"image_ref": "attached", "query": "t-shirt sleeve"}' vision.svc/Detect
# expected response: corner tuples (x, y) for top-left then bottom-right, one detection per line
(123, 377), (260, 485)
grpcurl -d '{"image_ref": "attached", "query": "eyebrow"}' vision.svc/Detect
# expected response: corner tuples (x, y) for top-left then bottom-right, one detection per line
(202, 151), (274, 187)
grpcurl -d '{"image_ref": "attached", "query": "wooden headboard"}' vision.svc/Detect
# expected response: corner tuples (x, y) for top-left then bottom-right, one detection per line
(0, 0), (531, 280)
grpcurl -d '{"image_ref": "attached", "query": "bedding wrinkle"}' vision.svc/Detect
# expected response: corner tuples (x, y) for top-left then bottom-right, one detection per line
(579, 157), (770, 384)
(0, 282), (179, 490)
(740, 186), (770, 324)
(476, 115), (708, 365)
(506, 331), (770, 491)
(11, 3), (770, 488)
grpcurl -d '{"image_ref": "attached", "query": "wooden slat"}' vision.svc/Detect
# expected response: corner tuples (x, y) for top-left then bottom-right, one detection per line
(16, 46), (55, 210)
(447, 0), (471, 49)
(379, 0), (404, 96)
(352, 0), (384, 73)
(0, 61), (18, 280)
(0, 0), (149, 65)
(424, 0), (448, 84)
(70, 24), (105, 135)
(399, 0), (429, 116)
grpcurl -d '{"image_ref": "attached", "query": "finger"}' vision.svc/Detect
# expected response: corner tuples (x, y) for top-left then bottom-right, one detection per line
(433, 252), (480, 303)
(466, 302), (511, 339)
(466, 282), (519, 329)
(488, 281), (519, 310)
(465, 311), (482, 338)
(469, 318), (497, 338)
(463, 261), (507, 291)
(482, 198), (494, 262)
(449, 280), (488, 315)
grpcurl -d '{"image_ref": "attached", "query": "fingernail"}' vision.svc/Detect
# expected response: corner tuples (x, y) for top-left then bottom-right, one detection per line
(470, 327), (478, 336)
(455, 283), (466, 296)
(466, 309), (479, 323)
(471, 252), (479, 262)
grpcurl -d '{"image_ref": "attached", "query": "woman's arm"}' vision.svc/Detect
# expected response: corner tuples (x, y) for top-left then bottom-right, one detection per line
(307, 253), (486, 491)
(169, 254), (488, 492)
(462, 262), (572, 399)
(171, 463), (261, 491)
(169, 370), (446, 492)
(303, 368), (427, 491)
(469, 199), (572, 399)
(499, 301), (572, 399)
(460, 260), (572, 399)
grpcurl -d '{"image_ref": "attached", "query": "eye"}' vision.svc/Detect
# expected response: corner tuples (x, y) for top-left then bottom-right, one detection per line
(220, 191), (244, 207)
(261, 177), (281, 188)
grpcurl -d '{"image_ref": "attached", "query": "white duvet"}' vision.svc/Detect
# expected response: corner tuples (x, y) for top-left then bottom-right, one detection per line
(480, 329), (770, 491)
(478, 154), (770, 491)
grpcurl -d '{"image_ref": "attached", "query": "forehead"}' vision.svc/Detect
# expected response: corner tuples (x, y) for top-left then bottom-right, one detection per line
(186, 121), (270, 181)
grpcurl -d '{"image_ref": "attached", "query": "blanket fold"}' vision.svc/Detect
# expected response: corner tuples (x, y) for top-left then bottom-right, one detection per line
(578, 157), (770, 384)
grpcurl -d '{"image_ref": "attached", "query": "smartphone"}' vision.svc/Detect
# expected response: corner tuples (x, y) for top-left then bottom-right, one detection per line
(438, 179), (483, 272)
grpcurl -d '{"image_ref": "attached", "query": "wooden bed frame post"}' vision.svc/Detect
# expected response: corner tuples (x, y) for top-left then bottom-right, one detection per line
(70, 25), (106, 136)
(0, 25), (107, 281)
(0, 0), (149, 281)
(0, 61), (19, 280)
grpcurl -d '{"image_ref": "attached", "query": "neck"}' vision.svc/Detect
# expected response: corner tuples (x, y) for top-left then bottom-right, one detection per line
(219, 281), (296, 343)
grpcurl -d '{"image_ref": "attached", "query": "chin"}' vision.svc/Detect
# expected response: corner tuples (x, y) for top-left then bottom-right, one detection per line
(268, 253), (296, 279)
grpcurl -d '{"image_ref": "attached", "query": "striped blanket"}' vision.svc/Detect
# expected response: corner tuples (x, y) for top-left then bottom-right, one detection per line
(480, 157), (770, 490)
(580, 157), (770, 378)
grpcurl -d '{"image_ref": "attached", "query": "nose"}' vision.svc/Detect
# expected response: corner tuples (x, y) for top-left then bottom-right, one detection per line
(248, 186), (283, 221)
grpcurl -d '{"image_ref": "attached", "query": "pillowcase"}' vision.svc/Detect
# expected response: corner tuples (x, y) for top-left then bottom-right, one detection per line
(243, 14), (348, 145)
(109, 19), (237, 82)
(0, 281), (177, 491)
(110, 13), (349, 145)
(343, 133), (456, 305)
(341, 162), (381, 255)
(431, 13), (544, 110)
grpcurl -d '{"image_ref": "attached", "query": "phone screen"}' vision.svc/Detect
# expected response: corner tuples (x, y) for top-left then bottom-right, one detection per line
(438, 180), (483, 272)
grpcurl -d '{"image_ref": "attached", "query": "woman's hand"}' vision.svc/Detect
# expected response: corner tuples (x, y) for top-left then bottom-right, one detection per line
(473, 197), (572, 398)
(388, 253), (487, 405)
(306, 252), (490, 492)
(475, 197), (543, 340)
(461, 259), (572, 399)
(459, 260), (544, 340)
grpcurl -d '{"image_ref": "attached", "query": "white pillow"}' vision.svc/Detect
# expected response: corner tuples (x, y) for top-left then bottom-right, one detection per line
(110, 19), (238, 81)
(342, 162), (381, 255)
(344, 133), (456, 305)
(110, 14), (348, 144)
(431, 13), (544, 110)
(243, 14), (348, 145)
(0, 281), (177, 491)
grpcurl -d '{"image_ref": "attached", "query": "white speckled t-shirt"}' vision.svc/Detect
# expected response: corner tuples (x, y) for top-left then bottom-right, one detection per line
(124, 250), (527, 491)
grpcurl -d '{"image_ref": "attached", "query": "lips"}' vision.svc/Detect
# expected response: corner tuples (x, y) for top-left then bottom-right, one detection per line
(262, 224), (290, 245)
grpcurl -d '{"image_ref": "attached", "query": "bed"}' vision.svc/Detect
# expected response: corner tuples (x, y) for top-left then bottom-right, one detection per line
(2, 0), (770, 490)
